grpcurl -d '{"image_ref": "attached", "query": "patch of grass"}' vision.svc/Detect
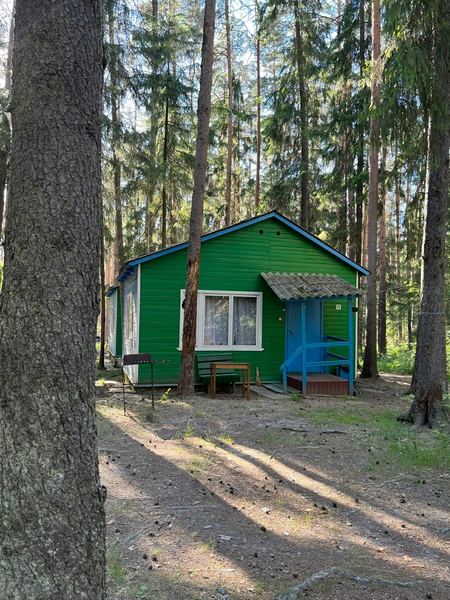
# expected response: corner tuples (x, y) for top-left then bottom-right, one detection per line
(134, 585), (150, 599)
(160, 388), (171, 401)
(304, 511), (315, 525)
(308, 406), (363, 426)
(202, 535), (215, 552)
(387, 427), (450, 469)
(107, 542), (127, 585)
(218, 432), (234, 444)
(186, 454), (214, 474)
(195, 410), (206, 418)
(290, 392), (301, 402)
(177, 418), (196, 439)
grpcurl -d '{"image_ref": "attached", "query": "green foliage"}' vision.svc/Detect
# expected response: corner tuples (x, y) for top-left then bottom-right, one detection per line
(107, 542), (127, 585)
(378, 343), (416, 374)
(379, 337), (450, 375)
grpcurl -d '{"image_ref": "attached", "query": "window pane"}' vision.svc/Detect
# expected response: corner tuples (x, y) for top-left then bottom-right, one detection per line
(233, 296), (257, 345)
(204, 296), (229, 345)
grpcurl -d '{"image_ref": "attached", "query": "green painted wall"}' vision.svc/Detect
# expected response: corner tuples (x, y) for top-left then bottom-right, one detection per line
(136, 217), (358, 384)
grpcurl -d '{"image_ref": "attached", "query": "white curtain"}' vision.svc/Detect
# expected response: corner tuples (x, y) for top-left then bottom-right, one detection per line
(204, 296), (229, 345)
(233, 296), (257, 345)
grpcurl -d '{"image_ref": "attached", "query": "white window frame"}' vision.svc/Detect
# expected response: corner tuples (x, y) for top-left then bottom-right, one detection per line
(179, 290), (263, 351)
(125, 291), (134, 346)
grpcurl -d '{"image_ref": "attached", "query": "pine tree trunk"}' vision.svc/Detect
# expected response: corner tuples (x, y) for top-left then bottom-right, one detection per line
(178, 0), (216, 398)
(255, 1), (261, 212)
(161, 84), (170, 249)
(0, 0), (105, 596)
(354, 0), (365, 265)
(361, 0), (380, 378)
(378, 147), (387, 356)
(406, 2), (450, 426)
(395, 166), (403, 343)
(99, 197), (106, 371)
(406, 169), (413, 347)
(225, 0), (232, 227)
(293, 0), (309, 229)
(109, 19), (123, 278)
(146, 0), (159, 253)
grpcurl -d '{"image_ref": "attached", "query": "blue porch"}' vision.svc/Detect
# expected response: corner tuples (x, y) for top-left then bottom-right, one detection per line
(261, 273), (361, 396)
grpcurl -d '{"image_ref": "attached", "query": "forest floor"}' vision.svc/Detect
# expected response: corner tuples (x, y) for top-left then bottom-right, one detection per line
(96, 371), (450, 600)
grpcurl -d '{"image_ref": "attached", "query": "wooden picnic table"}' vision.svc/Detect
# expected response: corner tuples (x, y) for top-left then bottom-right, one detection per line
(210, 362), (251, 400)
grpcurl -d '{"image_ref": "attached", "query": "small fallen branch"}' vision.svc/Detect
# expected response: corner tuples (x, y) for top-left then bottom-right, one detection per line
(346, 507), (361, 515)
(378, 475), (415, 488)
(274, 567), (420, 600)
(320, 429), (348, 434)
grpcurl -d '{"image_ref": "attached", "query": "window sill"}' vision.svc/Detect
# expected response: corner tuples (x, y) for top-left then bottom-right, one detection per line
(177, 347), (264, 352)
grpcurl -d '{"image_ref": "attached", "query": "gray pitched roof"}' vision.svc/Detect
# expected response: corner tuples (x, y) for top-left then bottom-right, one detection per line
(261, 272), (361, 300)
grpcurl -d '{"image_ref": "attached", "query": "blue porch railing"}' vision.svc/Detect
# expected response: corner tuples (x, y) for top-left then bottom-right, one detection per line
(280, 297), (355, 396)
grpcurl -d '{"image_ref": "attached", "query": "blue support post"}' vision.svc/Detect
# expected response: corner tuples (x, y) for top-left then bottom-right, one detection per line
(282, 367), (287, 393)
(301, 302), (307, 395)
(347, 298), (354, 396)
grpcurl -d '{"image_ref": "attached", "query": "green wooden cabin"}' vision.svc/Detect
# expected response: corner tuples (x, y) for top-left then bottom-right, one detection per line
(115, 211), (368, 393)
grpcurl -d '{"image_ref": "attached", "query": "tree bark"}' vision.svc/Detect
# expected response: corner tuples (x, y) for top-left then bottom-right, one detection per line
(178, 0), (216, 398)
(146, 0), (159, 253)
(361, 0), (380, 378)
(0, 0), (105, 596)
(395, 164), (403, 343)
(109, 18), (123, 279)
(406, 2), (450, 427)
(293, 0), (309, 230)
(161, 80), (170, 249)
(99, 196), (106, 371)
(255, 1), (261, 212)
(225, 0), (232, 227)
(378, 147), (387, 356)
(0, 0), (15, 242)
(354, 0), (365, 265)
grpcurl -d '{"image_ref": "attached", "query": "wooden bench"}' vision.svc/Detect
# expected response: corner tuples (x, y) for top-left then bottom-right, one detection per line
(197, 353), (241, 393)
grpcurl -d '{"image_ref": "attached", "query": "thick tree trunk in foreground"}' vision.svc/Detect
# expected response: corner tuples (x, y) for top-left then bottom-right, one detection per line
(361, 0), (380, 378)
(406, 18), (450, 427)
(178, 0), (216, 398)
(0, 1), (106, 597)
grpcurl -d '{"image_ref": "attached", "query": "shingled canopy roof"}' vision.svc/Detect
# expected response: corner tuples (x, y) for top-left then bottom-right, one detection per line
(261, 272), (361, 301)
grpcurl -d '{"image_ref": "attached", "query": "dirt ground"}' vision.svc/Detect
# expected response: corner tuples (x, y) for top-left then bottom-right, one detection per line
(96, 373), (450, 600)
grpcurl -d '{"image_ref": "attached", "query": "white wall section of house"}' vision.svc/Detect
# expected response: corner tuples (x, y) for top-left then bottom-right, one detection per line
(123, 269), (139, 382)
(108, 292), (117, 356)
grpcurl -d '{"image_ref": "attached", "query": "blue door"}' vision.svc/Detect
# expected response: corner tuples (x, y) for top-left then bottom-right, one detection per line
(286, 301), (322, 372)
